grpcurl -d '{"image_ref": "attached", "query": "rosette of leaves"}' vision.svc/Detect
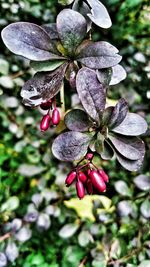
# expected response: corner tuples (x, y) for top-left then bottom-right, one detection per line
(1, 9), (121, 107)
(52, 67), (148, 171)
(59, 0), (112, 29)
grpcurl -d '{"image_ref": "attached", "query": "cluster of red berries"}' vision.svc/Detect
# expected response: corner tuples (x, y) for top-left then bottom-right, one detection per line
(65, 153), (109, 199)
(40, 98), (60, 132)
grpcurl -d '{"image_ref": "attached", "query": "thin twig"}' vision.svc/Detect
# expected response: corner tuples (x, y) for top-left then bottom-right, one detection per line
(78, 256), (87, 267)
(60, 82), (65, 114)
(0, 232), (11, 243)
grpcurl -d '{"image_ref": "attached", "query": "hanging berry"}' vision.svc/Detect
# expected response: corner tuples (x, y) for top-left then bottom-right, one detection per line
(52, 108), (60, 125)
(76, 180), (85, 199)
(40, 114), (51, 132)
(64, 152), (109, 199)
(65, 171), (77, 186)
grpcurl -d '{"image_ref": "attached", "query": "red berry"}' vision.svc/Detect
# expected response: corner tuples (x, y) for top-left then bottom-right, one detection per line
(65, 171), (76, 186)
(89, 170), (106, 192)
(76, 180), (85, 199)
(87, 169), (92, 176)
(85, 153), (93, 160)
(98, 169), (109, 183)
(40, 114), (51, 131)
(86, 179), (93, 195)
(40, 100), (52, 110)
(78, 171), (87, 183)
(52, 108), (60, 125)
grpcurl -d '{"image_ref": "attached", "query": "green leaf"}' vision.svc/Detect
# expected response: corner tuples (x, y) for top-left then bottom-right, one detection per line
(1, 196), (19, 212)
(0, 58), (9, 75)
(140, 199), (150, 218)
(30, 60), (65, 72)
(114, 181), (131, 197)
(138, 261), (150, 267)
(58, 0), (74, 5)
(59, 223), (79, 239)
(78, 231), (92, 247)
(64, 195), (112, 221)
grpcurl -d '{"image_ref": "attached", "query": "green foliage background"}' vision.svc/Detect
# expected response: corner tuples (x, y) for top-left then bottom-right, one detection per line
(0, 0), (149, 266)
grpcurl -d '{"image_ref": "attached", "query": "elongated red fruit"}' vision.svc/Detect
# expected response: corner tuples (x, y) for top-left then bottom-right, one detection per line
(78, 171), (87, 183)
(52, 108), (60, 125)
(86, 179), (93, 195)
(40, 100), (52, 110)
(89, 170), (106, 192)
(65, 171), (76, 186)
(40, 114), (51, 131)
(87, 168), (92, 176)
(76, 180), (85, 199)
(98, 169), (109, 183)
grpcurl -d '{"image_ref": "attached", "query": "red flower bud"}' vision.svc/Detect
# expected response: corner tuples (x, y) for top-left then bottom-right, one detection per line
(65, 171), (76, 186)
(40, 100), (52, 110)
(78, 171), (87, 183)
(52, 108), (60, 125)
(98, 169), (109, 183)
(89, 170), (106, 192)
(85, 153), (93, 160)
(86, 179), (93, 195)
(76, 180), (85, 199)
(40, 114), (51, 131)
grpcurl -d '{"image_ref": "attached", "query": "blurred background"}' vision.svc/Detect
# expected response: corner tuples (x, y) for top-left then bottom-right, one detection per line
(0, 0), (150, 266)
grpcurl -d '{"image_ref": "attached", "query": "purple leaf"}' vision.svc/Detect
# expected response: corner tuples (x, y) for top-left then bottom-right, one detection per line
(1, 22), (64, 61)
(65, 109), (92, 132)
(72, 0), (92, 31)
(41, 23), (59, 39)
(109, 98), (128, 128)
(108, 134), (143, 160)
(102, 106), (114, 126)
(96, 68), (112, 87)
(110, 64), (127, 85)
(77, 41), (122, 69)
(112, 113), (148, 136)
(86, 0), (112, 29)
(21, 63), (68, 107)
(101, 140), (114, 160)
(30, 60), (65, 72)
(56, 9), (87, 54)
(76, 67), (106, 123)
(52, 131), (92, 161)
(114, 139), (145, 172)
